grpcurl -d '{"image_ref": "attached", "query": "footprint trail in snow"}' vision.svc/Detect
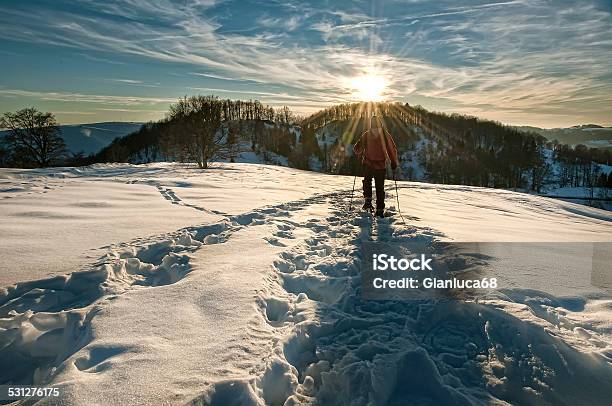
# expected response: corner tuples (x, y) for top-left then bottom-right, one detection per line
(202, 192), (612, 406)
(1, 186), (611, 406)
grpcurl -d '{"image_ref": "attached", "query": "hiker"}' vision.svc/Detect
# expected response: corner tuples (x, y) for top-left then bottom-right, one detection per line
(353, 115), (400, 218)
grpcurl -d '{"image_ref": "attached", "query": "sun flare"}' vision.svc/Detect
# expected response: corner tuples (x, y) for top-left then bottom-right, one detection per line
(350, 75), (387, 101)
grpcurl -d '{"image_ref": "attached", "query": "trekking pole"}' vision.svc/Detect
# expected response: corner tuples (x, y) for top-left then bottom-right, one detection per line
(393, 174), (408, 226)
(348, 175), (357, 212)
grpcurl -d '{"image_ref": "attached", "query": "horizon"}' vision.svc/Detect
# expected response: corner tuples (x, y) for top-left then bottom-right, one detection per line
(1, 0), (611, 128)
(2, 105), (609, 131)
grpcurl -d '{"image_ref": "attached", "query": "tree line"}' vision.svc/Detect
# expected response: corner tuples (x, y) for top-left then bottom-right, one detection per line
(1, 99), (611, 197)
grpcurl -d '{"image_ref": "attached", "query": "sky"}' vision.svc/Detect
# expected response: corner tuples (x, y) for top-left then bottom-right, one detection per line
(0, 0), (611, 128)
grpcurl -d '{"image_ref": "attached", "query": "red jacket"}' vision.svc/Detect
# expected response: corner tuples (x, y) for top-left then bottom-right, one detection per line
(353, 129), (399, 170)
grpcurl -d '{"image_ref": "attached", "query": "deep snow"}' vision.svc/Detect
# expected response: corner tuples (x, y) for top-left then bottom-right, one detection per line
(0, 163), (611, 405)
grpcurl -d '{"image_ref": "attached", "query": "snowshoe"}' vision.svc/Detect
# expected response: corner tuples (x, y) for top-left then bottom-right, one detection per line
(362, 202), (374, 212)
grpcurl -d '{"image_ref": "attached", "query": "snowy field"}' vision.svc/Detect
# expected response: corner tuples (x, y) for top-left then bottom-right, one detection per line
(1, 162), (612, 405)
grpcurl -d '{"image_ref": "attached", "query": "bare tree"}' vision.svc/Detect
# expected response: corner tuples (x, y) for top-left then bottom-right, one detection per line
(0, 108), (67, 167)
(168, 96), (225, 168)
(225, 122), (242, 163)
(275, 106), (293, 126)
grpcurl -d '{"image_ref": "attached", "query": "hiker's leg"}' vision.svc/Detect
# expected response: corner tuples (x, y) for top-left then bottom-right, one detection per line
(374, 169), (386, 212)
(362, 167), (373, 204)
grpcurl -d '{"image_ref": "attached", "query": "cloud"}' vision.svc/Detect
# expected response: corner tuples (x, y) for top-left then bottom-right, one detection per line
(106, 79), (161, 87)
(0, 89), (176, 105)
(52, 111), (97, 115)
(95, 108), (168, 113)
(0, 0), (611, 126)
(108, 79), (144, 84)
(78, 53), (126, 65)
(258, 14), (303, 31)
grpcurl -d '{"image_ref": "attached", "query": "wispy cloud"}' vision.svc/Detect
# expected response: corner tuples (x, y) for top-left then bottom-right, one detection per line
(0, 0), (610, 126)
(107, 79), (144, 84)
(52, 111), (97, 115)
(189, 72), (267, 84)
(78, 52), (126, 65)
(258, 14), (303, 31)
(95, 108), (167, 113)
(0, 89), (176, 105)
(105, 78), (160, 87)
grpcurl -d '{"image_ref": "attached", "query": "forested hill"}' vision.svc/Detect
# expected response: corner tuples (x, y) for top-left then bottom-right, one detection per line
(303, 103), (611, 196)
(89, 97), (612, 199)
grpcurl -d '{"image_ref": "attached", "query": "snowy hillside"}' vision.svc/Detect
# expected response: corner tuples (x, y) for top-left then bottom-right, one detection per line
(312, 121), (428, 179)
(311, 120), (611, 208)
(1, 163), (612, 405)
(80, 102), (611, 212)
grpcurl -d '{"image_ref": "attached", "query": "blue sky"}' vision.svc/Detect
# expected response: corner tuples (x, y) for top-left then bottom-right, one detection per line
(1, 0), (611, 127)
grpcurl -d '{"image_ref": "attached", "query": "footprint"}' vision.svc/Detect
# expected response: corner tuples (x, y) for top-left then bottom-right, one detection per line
(274, 230), (294, 239)
(273, 259), (296, 274)
(264, 237), (287, 247)
(263, 297), (291, 324)
(74, 346), (128, 373)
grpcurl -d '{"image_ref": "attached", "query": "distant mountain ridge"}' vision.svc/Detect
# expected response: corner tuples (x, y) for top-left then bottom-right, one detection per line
(570, 124), (604, 129)
(0, 121), (143, 155)
(515, 124), (612, 149)
(58, 122), (144, 155)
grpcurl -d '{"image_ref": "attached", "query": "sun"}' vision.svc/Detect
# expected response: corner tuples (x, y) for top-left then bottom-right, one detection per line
(350, 74), (388, 101)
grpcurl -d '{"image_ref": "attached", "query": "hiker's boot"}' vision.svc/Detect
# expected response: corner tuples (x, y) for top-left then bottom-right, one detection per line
(375, 208), (385, 218)
(362, 200), (374, 212)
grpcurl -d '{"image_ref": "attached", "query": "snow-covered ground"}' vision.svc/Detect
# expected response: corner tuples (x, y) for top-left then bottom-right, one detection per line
(1, 163), (611, 405)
